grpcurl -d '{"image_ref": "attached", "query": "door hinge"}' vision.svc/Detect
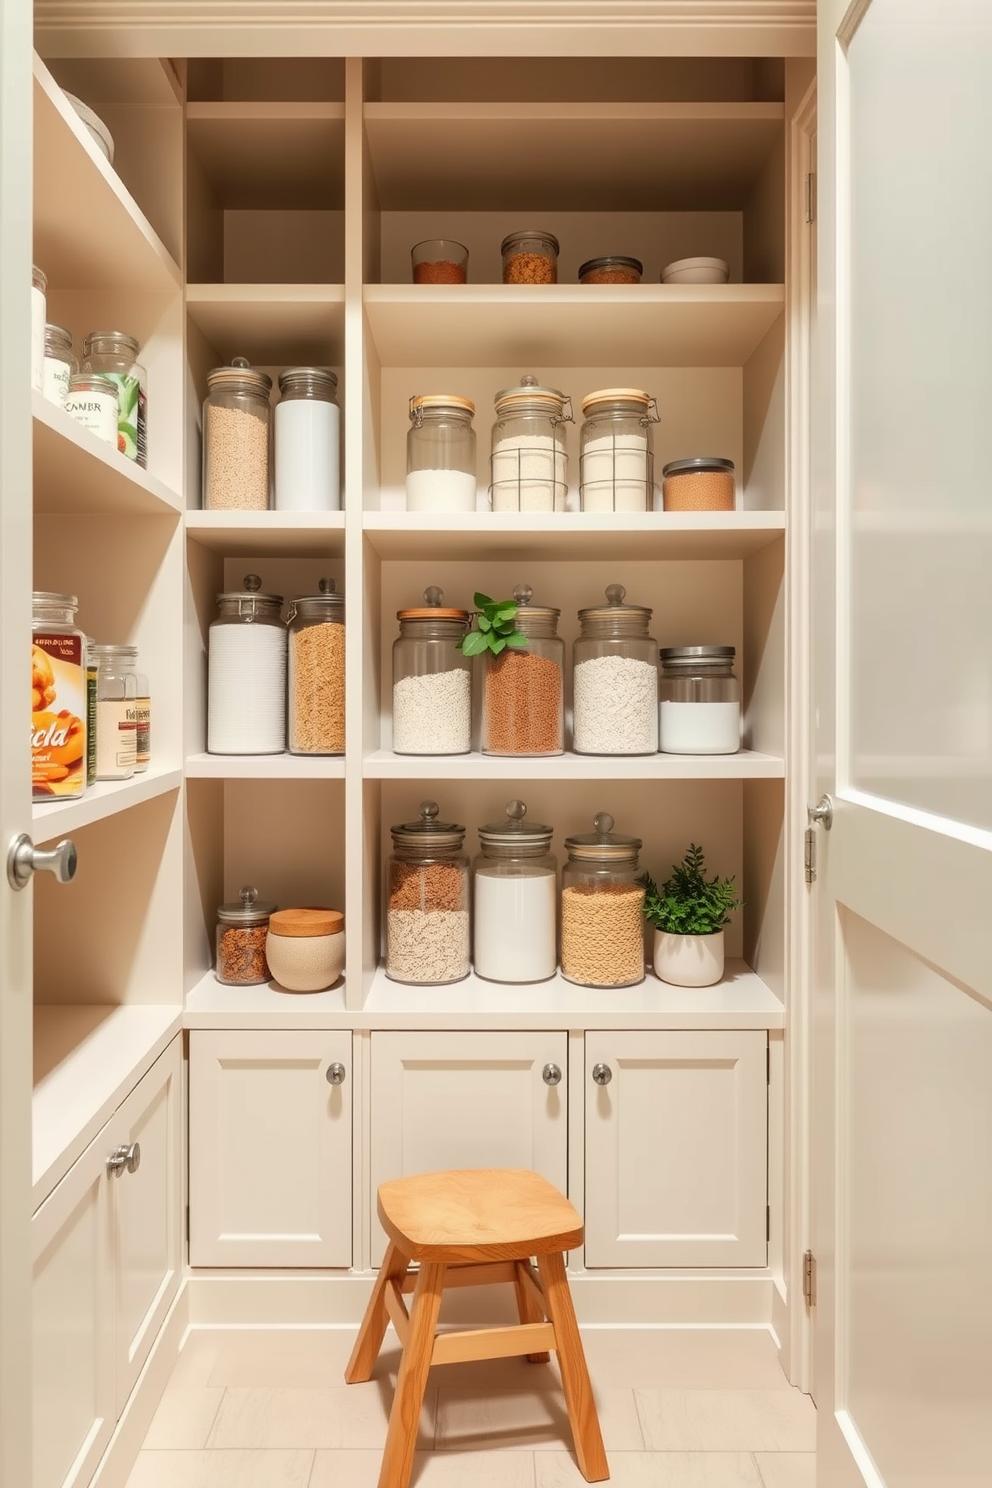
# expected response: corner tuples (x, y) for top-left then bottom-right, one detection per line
(805, 826), (816, 884)
(766, 1205), (771, 1242)
(805, 171), (816, 224)
(803, 1249), (817, 1307)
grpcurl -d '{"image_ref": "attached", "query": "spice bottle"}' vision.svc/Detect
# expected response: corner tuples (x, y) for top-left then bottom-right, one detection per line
(92, 644), (138, 781)
(501, 230), (559, 285)
(406, 394), (477, 512)
(392, 587), (471, 755)
(84, 637), (98, 787)
(573, 584), (659, 755)
(482, 584), (564, 756)
(659, 645), (740, 754)
(118, 646), (152, 772)
(203, 356), (272, 511)
(490, 375), (572, 512)
(64, 372), (119, 446)
(31, 592), (86, 800)
(561, 812), (645, 988)
(474, 800), (557, 984)
(274, 367), (340, 512)
(579, 388), (660, 512)
(287, 578), (345, 756)
(386, 800), (470, 985)
(661, 457), (736, 512)
(31, 265), (47, 391)
(207, 574), (287, 755)
(81, 331), (148, 466)
(216, 886), (277, 986)
(43, 324), (76, 408)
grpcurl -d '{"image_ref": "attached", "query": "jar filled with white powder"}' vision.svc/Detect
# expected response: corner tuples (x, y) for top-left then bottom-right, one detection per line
(573, 583), (659, 754)
(406, 393), (477, 511)
(490, 374), (572, 512)
(274, 367), (340, 511)
(579, 388), (659, 513)
(473, 800), (557, 984)
(659, 645), (740, 754)
(392, 586), (472, 754)
(207, 574), (287, 755)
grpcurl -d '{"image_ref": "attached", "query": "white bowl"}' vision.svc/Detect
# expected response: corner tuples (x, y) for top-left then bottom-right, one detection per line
(63, 92), (115, 165)
(661, 256), (729, 285)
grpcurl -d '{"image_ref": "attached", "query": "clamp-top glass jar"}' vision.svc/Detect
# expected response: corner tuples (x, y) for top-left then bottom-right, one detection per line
(501, 230), (559, 284)
(561, 812), (645, 987)
(392, 587), (472, 755)
(203, 356), (272, 511)
(482, 584), (564, 756)
(288, 578), (345, 756)
(659, 645), (740, 754)
(386, 801), (470, 985)
(573, 584), (659, 754)
(579, 388), (659, 512)
(406, 394), (477, 512)
(207, 574), (287, 755)
(274, 367), (340, 512)
(490, 375), (572, 512)
(216, 886), (277, 986)
(81, 331), (148, 466)
(473, 800), (557, 983)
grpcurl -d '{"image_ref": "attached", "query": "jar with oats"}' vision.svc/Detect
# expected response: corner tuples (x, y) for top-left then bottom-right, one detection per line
(501, 230), (559, 285)
(287, 578), (345, 756)
(215, 885), (277, 986)
(561, 812), (645, 988)
(203, 356), (272, 511)
(392, 587), (472, 755)
(386, 800), (469, 985)
(482, 584), (564, 756)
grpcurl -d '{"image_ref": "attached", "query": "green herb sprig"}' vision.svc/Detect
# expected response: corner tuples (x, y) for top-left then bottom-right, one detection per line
(457, 592), (529, 658)
(640, 843), (742, 936)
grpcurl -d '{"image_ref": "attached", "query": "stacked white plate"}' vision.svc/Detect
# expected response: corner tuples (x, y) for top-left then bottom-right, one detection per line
(63, 91), (115, 164)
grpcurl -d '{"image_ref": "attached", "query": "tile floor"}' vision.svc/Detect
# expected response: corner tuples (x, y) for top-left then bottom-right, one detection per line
(125, 1326), (816, 1488)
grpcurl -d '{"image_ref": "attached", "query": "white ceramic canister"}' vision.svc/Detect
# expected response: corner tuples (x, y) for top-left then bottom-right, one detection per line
(207, 574), (287, 754)
(266, 908), (345, 992)
(274, 367), (341, 511)
(64, 372), (119, 446)
(31, 265), (47, 391)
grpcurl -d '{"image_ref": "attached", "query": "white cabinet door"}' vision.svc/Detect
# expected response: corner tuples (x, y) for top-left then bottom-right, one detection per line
(584, 1031), (767, 1268)
(370, 1031), (568, 1265)
(189, 1030), (352, 1268)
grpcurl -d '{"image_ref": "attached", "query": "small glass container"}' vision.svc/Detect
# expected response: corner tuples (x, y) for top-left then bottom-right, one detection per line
(386, 800), (470, 985)
(287, 578), (345, 756)
(274, 367), (340, 512)
(31, 265), (47, 391)
(490, 375), (572, 513)
(573, 584), (659, 755)
(501, 230), (559, 285)
(411, 239), (469, 284)
(32, 592), (86, 800)
(43, 324), (76, 408)
(81, 331), (147, 466)
(64, 372), (118, 446)
(578, 256), (643, 285)
(207, 574), (287, 755)
(659, 645), (740, 754)
(662, 457), (736, 512)
(474, 800), (557, 983)
(561, 812), (645, 987)
(266, 908), (345, 993)
(579, 388), (659, 513)
(216, 885), (277, 986)
(84, 636), (98, 788)
(406, 394), (477, 512)
(92, 643), (138, 781)
(115, 646), (152, 772)
(203, 356), (272, 511)
(392, 586), (471, 755)
(482, 584), (564, 756)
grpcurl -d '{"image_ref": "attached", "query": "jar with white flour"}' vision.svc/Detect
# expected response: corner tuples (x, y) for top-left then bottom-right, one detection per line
(659, 645), (740, 754)
(392, 587), (472, 754)
(573, 584), (659, 754)
(406, 394), (477, 511)
(473, 800), (557, 984)
(275, 367), (340, 510)
(207, 574), (287, 754)
(490, 374), (572, 512)
(579, 388), (659, 512)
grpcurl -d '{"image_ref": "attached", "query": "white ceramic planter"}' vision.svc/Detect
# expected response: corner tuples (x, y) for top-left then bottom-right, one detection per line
(652, 928), (724, 987)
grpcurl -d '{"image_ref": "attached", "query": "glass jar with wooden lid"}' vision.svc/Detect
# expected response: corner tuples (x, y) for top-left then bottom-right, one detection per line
(406, 394), (477, 512)
(392, 586), (472, 755)
(579, 388), (659, 513)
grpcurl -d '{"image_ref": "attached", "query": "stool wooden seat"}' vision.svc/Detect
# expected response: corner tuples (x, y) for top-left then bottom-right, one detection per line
(345, 1168), (609, 1488)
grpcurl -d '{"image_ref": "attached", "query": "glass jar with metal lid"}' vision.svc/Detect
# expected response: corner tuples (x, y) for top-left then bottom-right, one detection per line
(561, 812), (645, 987)
(578, 256), (643, 285)
(659, 645), (740, 755)
(81, 331), (147, 466)
(216, 885), (277, 986)
(31, 591), (87, 801)
(579, 388), (660, 513)
(661, 456), (736, 512)
(573, 584), (658, 755)
(406, 394), (477, 512)
(64, 372), (119, 447)
(207, 574), (286, 755)
(43, 324), (76, 408)
(288, 577), (345, 756)
(501, 230), (559, 284)
(392, 586), (472, 756)
(473, 800), (557, 983)
(490, 374), (573, 512)
(386, 800), (470, 985)
(274, 367), (340, 512)
(203, 356), (272, 511)
(482, 583), (564, 756)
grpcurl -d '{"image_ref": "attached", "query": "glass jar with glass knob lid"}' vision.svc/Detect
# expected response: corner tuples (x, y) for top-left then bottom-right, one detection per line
(490, 375), (573, 512)
(573, 584), (659, 755)
(386, 800), (470, 985)
(203, 355), (272, 511)
(287, 578), (345, 756)
(392, 587), (472, 755)
(561, 812), (645, 988)
(482, 584), (564, 756)
(659, 645), (740, 754)
(207, 574), (287, 755)
(473, 800), (557, 983)
(215, 885), (277, 986)
(579, 388), (660, 512)
(406, 394), (477, 512)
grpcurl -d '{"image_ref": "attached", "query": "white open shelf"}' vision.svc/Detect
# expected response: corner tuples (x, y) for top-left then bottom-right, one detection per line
(364, 749), (784, 781)
(186, 510), (346, 556)
(185, 753), (346, 780)
(185, 973), (347, 1029)
(187, 102), (346, 208)
(33, 393), (183, 517)
(31, 766), (183, 838)
(186, 283), (345, 364)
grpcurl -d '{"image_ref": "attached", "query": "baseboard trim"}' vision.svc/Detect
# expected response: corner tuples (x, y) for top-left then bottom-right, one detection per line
(90, 1284), (189, 1488)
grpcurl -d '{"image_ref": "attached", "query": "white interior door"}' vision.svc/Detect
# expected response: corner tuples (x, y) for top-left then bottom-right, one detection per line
(814, 3), (992, 1484)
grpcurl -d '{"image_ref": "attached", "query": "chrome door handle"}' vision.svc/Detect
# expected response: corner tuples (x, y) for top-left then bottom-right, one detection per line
(542, 1063), (562, 1086)
(7, 833), (77, 890)
(107, 1142), (140, 1177)
(326, 1062), (346, 1086)
(807, 795), (833, 830)
(592, 1063), (613, 1086)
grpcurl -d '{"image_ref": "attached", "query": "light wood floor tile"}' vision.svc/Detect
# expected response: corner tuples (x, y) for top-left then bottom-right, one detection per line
(207, 1384), (437, 1450)
(311, 1447), (537, 1487)
(755, 1451), (817, 1488)
(143, 1388), (225, 1449)
(125, 1448), (315, 1488)
(536, 1451), (763, 1487)
(436, 1380), (642, 1452)
(580, 1330), (790, 1391)
(635, 1389), (816, 1453)
(206, 1328), (399, 1388)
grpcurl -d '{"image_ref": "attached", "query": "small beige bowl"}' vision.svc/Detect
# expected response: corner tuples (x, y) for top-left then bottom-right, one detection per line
(266, 908), (345, 993)
(661, 256), (729, 285)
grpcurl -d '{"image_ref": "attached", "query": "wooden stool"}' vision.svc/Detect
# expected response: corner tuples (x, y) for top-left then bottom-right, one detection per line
(345, 1168), (609, 1488)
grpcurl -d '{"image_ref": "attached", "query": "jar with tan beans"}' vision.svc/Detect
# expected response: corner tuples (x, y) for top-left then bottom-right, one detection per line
(287, 578), (345, 756)
(386, 801), (470, 985)
(501, 230), (559, 284)
(266, 908), (345, 992)
(561, 812), (645, 988)
(662, 457), (736, 512)
(203, 356), (272, 511)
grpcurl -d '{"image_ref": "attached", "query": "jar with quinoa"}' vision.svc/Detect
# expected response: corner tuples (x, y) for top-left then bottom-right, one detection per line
(203, 356), (272, 511)
(561, 813), (644, 988)
(215, 885), (277, 986)
(481, 584), (564, 756)
(287, 578), (345, 755)
(501, 230), (559, 285)
(386, 801), (470, 985)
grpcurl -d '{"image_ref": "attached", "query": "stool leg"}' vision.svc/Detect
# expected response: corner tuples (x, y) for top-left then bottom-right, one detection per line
(345, 1242), (410, 1384)
(538, 1251), (609, 1483)
(378, 1260), (446, 1488)
(513, 1260), (551, 1363)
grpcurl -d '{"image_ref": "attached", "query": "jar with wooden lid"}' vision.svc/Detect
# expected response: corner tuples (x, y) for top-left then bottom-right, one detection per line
(216, 885), (277, 986)
(406, 394), (477, 512)
(203, 356), (272, 511)
(490, 375), (572, 512)
(662, 457), (736, 512)
(578, 255), (643, 285)
(579, 388), (659, 512)
(266, 908), (345, 993)
(573, 584), (658, 755)
(482, 584), (564, 756)
(474, 800), (557, 984)
(386, 800), (470, 985)
(561, 812), (645, 987)
(659, 645), (740, 754)
(501, 230), (559, 284)
(288, 578), (345, 756)
(392, 586), (472, 755)
(207, 574), (286, 755)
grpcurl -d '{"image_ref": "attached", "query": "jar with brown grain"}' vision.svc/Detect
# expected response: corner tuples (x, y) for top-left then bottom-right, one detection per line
(501, 230), (559, 285)
(287, 578), (345, 756)
(561, 812), (644, 988)
(661, 456), (736, 512)
(386, 800), (470, 985)
(216, 885), (277, 986)
(203, 356), (272, 511)
(482, 584), (564, 757)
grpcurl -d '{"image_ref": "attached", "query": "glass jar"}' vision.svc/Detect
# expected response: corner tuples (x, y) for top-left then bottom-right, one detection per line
(406, 394), (477, 511)
(92, 644), (138, 781)
(31, 591), (86, 801)
(43, 324), (76, 408)
(82, 331), (148, 466)
(386, 800), (470, 985)
(203, 356), (272, 511)
(662, 457), (736, 512)
(411, 238), (468, 284)
(579, 388), (660, 513)
(84, 636), (98, 787)
(561, 812), (645, 988)
(482, 584), (564, 756)
(287, 578), (345, 756)
(659, 645), (740, 755)
(501, 230), (559, 285)
(64, 372), (118, 446)
(578, 256), (643, 285)
(117, 646), (152, 772)
(474, 800), (557, 983)
(207, 574), (287, 755)
(490, 375), (572, 512)
(392, 586), (471, 755)
(274, 367), (340, 512)
(31, 265), (47, 391)
(216, 886), (277, 986)
(573, 584), (659, 755)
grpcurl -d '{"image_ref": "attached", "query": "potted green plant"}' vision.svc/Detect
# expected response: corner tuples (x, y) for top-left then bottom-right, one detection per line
(640, 843), (742, 987)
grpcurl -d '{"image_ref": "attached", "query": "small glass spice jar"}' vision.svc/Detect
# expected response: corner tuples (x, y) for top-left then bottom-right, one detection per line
(266, 908), (345, 993)
(203, 356), (272, 511)
(579, 388), (659, 513)
(406, 394), (477, 512)
(561, 812), (645, 988)
(92, 643), (138, 781)
(117, 645), (152, 772)
(207, 574), (287, 755)
(31, 592), (86, 801)
(662, 457), (736, 512)
(474, 800), (557, 984)
(501, 230), (559, 285)
(386, 800), (470, 985)
(490, 375), (572, 513)
(392, 587), (471, 755)
(216, 886), (277, 986)
(659, 645), (740, 754)
(43, 324), (76, 408)
(578, 255), (643, 285)
(274, 367), (340, 512)
(84, 636), (98, 788)
(482, 584), (564, 757)
(287, 578), (345, 756)
(81, 331), (147, 466)
(411, 239), (469, 284)
(64, 372), (119, 446)
(573, 584), (659, 755)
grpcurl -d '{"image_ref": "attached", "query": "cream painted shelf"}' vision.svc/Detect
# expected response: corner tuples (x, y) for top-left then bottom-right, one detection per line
(186, 283), (345, 364)
(33, 393), (183, 516)
(185, 753), (345, 779)
(31, 767), (183, 839)
(186, 510), (345, 556)
(186, 102), (345, 208)
(364, 749), (784, 781)
(185, 974), (347, 1029)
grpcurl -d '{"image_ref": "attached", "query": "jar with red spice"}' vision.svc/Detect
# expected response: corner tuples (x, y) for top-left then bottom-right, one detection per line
(215, 885), (277, 986)
(386, 801), (470, 984)
(481, 584), (564, 757)
(411, 239), (469, 284)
